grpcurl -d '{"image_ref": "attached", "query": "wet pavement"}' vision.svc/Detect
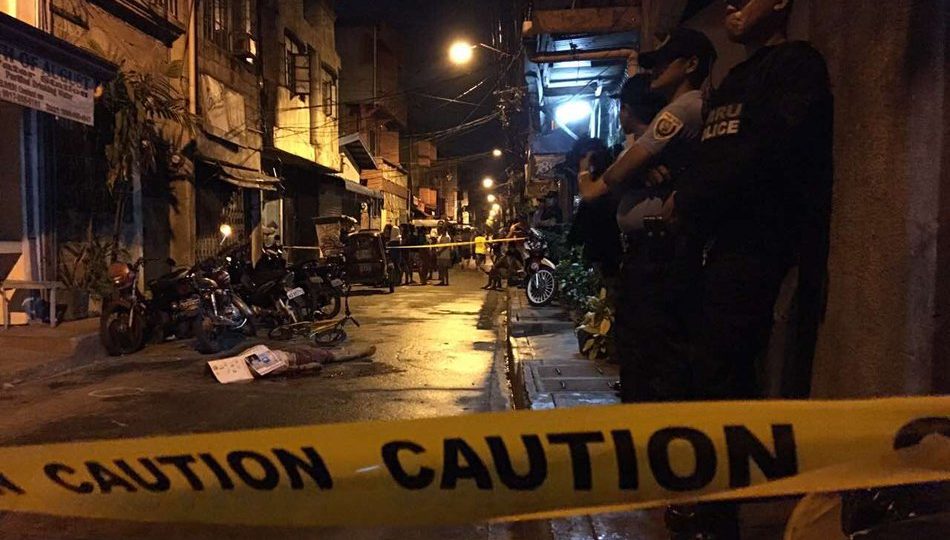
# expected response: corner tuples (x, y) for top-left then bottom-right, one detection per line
(0, 269), (520, 539)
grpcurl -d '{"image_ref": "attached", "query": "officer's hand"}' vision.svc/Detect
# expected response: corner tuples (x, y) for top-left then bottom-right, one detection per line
(578, 151), (594, 173)
(661, 192), (677, 223)
(578, 170), (608, 201)
(645, 165), (672, 187)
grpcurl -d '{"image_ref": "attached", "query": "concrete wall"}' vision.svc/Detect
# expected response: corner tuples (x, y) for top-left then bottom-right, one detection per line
(48, 1), (177, 70)
(808, 0), (949, 397)
(261, 0), (340, 170)
(682, 1), (949, 397)
(336, 22), (406, 127)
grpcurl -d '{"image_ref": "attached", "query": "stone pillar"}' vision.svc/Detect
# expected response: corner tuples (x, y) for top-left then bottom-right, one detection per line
(168, 165), (196, 268)
(809, 0), (949, 397)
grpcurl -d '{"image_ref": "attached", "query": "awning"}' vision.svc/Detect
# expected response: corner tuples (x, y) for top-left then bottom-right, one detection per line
(342, 179), (383, 200)
(203, 160), (282, 191)
(340, 133), (378, 171)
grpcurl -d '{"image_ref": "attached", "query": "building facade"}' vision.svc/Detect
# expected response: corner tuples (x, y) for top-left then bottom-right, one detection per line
(336, 20), (409, 227)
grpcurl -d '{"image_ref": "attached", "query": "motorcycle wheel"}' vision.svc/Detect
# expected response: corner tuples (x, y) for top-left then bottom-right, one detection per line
(99, 302), (146, 356)
(192, 314), (224, 354)
(525, 269), (557, 307)
(307, 285), (341, 320)
(240, 315), (257, 337)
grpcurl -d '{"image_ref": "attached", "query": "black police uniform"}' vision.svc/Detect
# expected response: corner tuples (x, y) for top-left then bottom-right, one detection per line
(676, 41), (834, 400)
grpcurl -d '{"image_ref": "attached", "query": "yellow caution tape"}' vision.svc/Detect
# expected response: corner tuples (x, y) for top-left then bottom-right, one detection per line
(0, 397), (946, 527)
(389, 237), (527, 250)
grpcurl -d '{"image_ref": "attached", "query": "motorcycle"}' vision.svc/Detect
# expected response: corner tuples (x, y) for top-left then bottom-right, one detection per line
(191, 251), (257, 354)
(295, 253), (346, 320)
(523, 228), (558, 307)
(226, 241), (343, 327)
(100, 258), (202, 356)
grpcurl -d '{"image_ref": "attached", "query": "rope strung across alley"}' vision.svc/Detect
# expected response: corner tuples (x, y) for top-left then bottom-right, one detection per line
(284, 237), (527, 252)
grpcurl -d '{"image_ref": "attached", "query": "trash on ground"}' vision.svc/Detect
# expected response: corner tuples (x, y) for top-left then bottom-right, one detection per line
(207, 355), (255, 384)
(243, 345), (290, 377)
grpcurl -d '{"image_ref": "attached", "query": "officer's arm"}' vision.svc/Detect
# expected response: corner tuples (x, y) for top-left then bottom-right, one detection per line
(579, 144), (652, 201)
(601, 144), (653, 191)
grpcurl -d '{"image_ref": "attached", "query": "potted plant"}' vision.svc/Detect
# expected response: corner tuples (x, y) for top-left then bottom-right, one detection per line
(58, 237), (125, 320)
(575, 288), (614, 361)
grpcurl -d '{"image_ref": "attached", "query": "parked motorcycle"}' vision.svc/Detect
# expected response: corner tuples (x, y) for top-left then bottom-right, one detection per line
(191, 251), (256, 354)
(226, 241), (343, 327)
(295, 254), (345, 320)
(523, 228), (558, 307)
(100, 258), (202, 356)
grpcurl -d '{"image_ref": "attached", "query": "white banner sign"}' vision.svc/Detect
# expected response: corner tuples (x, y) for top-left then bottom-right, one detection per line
(0, 40), (95, 125)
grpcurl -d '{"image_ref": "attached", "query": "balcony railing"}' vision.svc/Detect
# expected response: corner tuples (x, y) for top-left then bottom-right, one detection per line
(148, 0), (178, 20)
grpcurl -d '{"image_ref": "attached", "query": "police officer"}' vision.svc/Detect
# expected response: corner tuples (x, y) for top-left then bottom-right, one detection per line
(661, 0), (833, 537)
(667, 0), (833, 402)
(580, 28), (717, 404)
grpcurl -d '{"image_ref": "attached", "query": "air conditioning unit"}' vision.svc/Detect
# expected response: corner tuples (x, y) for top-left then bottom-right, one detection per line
(232, 32), (257, 62)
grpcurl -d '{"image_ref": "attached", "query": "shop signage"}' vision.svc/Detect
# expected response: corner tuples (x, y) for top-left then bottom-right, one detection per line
(0, 39), (95, 126)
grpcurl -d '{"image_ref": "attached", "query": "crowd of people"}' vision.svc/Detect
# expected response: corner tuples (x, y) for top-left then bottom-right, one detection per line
(569, 1), (833, 537)
(379, 213), (541, 292)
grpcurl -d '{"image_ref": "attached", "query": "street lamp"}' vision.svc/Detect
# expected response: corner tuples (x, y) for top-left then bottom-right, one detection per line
(491, 203), (501, 212)
(448, 40), (512, 65)
(482, 176), (495, 189)
(448, 41), (475, 65)
(492, 148), (503, 158)
(487, 194), (497, 203)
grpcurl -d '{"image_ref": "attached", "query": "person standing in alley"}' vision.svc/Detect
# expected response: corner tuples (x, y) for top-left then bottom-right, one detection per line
(668, 0), (833, 404)
(436, 222), (453, 286)
(385, 224), (403, 288)
(661, 0), (833, 537)
(474, 229), (487, 267)
(414, 226), (430, 285)
(580, 29), (716, 404)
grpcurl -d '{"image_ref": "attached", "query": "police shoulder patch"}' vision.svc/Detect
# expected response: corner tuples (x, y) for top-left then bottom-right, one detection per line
(653, 111), (684, 141)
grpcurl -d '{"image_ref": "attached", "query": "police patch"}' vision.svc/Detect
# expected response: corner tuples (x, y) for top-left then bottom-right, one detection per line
(653, 111), (684, 140)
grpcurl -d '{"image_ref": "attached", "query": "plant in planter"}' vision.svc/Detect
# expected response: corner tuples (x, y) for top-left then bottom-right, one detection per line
(58, 236), (127, 320)
(554, 246), (603, 318)
(576, 288), (614, 361)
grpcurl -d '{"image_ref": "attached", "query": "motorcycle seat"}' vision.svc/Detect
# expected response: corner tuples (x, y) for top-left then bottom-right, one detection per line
(148, 268), (189, 288)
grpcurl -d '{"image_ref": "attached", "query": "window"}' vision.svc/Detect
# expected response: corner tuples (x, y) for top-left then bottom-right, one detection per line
(321, 67), (337, 118)
(203, 0), (256, 58)
(283, 32), (311, 98)
(205, 0), (229, 49)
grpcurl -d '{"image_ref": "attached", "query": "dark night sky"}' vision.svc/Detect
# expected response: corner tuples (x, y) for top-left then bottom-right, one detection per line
(335, 0), (516, 193)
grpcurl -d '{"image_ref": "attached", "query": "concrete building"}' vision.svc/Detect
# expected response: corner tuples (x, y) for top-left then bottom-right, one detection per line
(407, 141), (461, 222)
(0, 0), (186, 321)
(337, 20), (409, 227)
(258, 0), (379, 255)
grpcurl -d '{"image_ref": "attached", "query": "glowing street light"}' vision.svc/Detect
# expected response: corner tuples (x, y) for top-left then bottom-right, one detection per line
(555, 100), (593, 125)
(482, 176), (495, 189)
(448, 40), (512, 66)
(492, 203), (501, 212)
(487, 194), (497, 203)
(448, 41), (475, 65)
(492, 148), (503, 158)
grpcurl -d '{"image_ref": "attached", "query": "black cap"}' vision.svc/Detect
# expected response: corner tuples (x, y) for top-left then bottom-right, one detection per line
(612, 74), (667, 123)
(613, 74), (651, 106)
(638, 28), (717, 71)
